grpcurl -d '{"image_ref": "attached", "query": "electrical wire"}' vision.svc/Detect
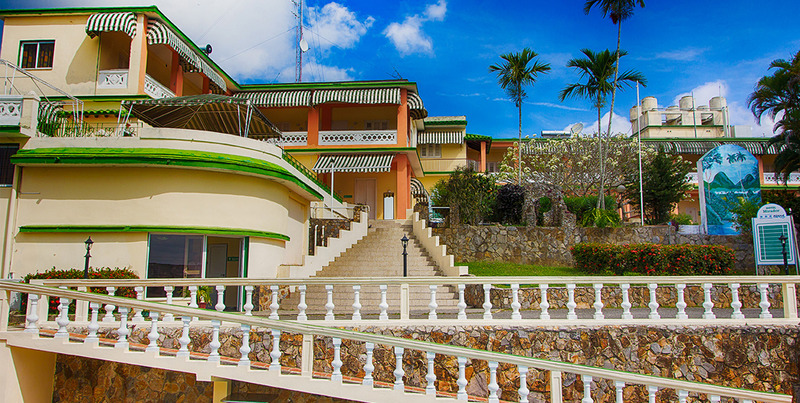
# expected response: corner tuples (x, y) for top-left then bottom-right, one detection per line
(219, 27), (294, 63)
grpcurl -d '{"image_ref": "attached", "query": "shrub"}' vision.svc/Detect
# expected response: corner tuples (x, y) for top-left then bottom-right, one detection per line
(581, 208), (621, 228)
(564, 195), (616, 225)
(431, 167), (498, 225)
(494, 184), (525, 224)
(571, 243), (734, 276)
(669, 213), (694, 225)
(22, 267), (139, 315)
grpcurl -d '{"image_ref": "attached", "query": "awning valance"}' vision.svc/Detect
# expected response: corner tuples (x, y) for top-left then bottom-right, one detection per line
(86, 12), (137, 38)
(312, 154), (394, 173)
(646, 140), (781, 155)
(408, 92), (427, 119)
(418, 131), (464, 144)
(237, 90), (312, 108)
(146, 20), (226, 92)
(122, 94), (280, 138)
(312, 88), (400, 105)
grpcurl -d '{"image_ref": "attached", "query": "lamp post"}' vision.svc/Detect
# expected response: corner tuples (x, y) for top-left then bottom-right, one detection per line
(84, 236), (93, 279)
(401, 235), (408, 277)
(779, 234), (789, 275)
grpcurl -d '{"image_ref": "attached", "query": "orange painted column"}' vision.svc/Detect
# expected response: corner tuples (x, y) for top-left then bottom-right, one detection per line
(757, 156), (765, 183)
(202, 76), (210, 94)
(397, 89), (408, 146)
(396, 154), (409, 219)
(307, 106), (319, 147)
(480, 141), (487, 172)
(169, 52), (184, 96)
(134, 15), (148, 94)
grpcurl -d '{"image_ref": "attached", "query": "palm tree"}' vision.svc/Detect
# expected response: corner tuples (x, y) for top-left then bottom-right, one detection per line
(559, 48), (645, 210)
(489, 48), (551, 184)
(748, 51), (800, 182)
(584, 0), (645, 139)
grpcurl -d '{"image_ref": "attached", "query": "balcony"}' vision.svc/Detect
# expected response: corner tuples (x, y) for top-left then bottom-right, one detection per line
(763, 172), (800, 185)
(143, 74), (175, 99)
(422, 158), (479, 173)
(97, 69), (128, 89)
(0, 95), (23, 126)
(319, 130), (396, 146)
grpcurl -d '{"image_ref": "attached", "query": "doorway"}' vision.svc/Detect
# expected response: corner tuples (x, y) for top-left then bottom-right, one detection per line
(354, 178), (377, 219)
(206, 237), (243, 310)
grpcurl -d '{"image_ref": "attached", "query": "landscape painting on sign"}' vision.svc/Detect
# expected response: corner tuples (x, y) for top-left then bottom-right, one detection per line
(697, 144), (761, 235)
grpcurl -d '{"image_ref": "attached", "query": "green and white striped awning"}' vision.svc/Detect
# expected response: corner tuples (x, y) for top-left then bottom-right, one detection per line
(147, 20), (226, 91)
(417, 131), (464, 144)
(312, 88), (400, 105)
(86, 12), (137, 38)
(312, 154), (395, 173)
(647, 140), (781, 155)
(237, 90), (312, 107)
(408, 92), (427, 119)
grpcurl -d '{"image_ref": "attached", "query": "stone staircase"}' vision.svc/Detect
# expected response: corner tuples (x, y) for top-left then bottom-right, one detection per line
(282, 219), (460, 316)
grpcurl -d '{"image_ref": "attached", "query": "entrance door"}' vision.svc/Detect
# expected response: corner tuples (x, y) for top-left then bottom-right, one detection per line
(354, 178), (377, 219)
(206, 239), (243, 310)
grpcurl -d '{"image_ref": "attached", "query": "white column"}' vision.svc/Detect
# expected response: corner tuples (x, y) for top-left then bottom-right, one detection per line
(331, 337), (343, 382)
(24, 293), (40, 333)
(758, 283), (773, 319)
(239, 324), (251, 367)
(483, 284), (493, 320)
(648, 283), (660, 320)
(518, 366), (529, 403)
(593, 284), (604, 320)
(146, 311), (160, 353)
(85, 302), (99, 342)
(269, 285), (280, 319)
(270, 329), (281, 371)
(163, 286), (174, 322)
(581, 375), (593, 403)
(133, 286), (145, 323)
(325, 284), (335, 321)
(393, 347), (405, 391)
(511, 284), (521, 320)
(647, 385), (658, 403)
(566, 284), (577, 320)
(428, 285), (438, 320)
(379, 285), (389, 321)
(730, 283), (744, 319)
(177, 316), (191, 358)
(488, 361), (499, 403)
(457, 356), (468, 401)
(215, 285), (226, 312)
(115, 307), (130, 349)
(457, 284), (467, 320)
(352, 285), (362, 321)
(425, 351), (436, 395)
(363, 342), (375, 387)
(243, 285), (254, 316)
(614, 381), (624, 403)
(702, 283), (716, 320)
(675, 284), (688, 320)
(539, 284), (550, 320)
(103, 287), (116, 323)
(54, 293), (70, 339)
(620, 284), (632, 320)
(297, 285), (308, 321)
(208, 319), (221, 362)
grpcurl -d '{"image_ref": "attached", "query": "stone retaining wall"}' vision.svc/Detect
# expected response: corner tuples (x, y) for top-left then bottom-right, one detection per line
(63, 323), (798, 401)
(432, 225), (758, 271)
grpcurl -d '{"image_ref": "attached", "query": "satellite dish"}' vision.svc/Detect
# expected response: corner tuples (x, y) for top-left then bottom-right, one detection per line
(570, 123), (584, 136)
(204, 44), (213, 55)
(299, 38), (309, 52)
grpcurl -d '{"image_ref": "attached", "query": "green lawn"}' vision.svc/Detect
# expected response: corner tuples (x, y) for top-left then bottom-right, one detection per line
(459, 261), (586, 277)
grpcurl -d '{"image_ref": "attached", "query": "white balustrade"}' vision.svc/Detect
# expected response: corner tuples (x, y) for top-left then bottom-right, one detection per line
(379, 285), (389, 320)
(676, 284), (688, 320)
(759, 283), (773, 319)
(331, 337), (343, 382)
(270, 329), (281, 371)
(0, 96), (22, 126)
(244, 286), (254, 316)
(511, 284), (522, 320)
(85, 302), (100, 342)
(457, 284), (467, 320)
(648, 385), (658, 403)
(177, 317), (191, 358)
(133, 286), (145, 323)
(566, 284), (577, 320)
(97, 69), (128, 89)
(428, 285), (438, 320)
(164, 286), (174, 322)
(352, 285), (362, 320)
(702, 283), (716, 319)
(363, 342), (375, 387)
(488, 361), (500, 403)
(648, 284), (660, 320)
(103, 287), (116, 323)
(539, 284), (550, 320)
(208, 319), (221, 362)
(319, 130), (396, 145)
(615, 381), (625, 403)
(483, 284), (493, 320)
(297, 285), (308, 321)
(116, 307), (130, 349)
(457, 356), (468, 401)
(393, 347), (405, 391)
(730, 283), (744, 319)
(146, 311), (160, 353)
(239, 324), (251, 367)
(582, 375), (593, 403)
(593, 284), (604, 320)
(55, 292), (70, 339)
(143, 74), (174, 99)
(215, 286), (226, 312)
(621, 284), (632, 320)
(518, 366), (529, 403)
(325, 285), (335, 321)
(425, 351), (436, 395)
(269, 285), (280, 320)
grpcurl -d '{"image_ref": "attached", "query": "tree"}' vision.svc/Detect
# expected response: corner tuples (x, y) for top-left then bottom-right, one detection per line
(584, 0), (646, 145)
(624, 151), (692, 225)
(489, 48), (551, 184)
(748, 51), (800, 181)
(430, 166), (498, 225)
(558, 48), (645, 209)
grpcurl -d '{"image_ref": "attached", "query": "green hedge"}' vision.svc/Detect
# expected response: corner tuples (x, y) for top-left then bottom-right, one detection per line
(571, 243), (734, 275)
(22, 267), (139, 315)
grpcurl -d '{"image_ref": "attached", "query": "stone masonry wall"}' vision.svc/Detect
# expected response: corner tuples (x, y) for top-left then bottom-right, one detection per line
(433, 225), (757, 271)
(63, 323), (798, 402)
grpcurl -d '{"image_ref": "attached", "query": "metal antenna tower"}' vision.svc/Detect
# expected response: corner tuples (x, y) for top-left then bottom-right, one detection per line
(293, 0), (303, 82)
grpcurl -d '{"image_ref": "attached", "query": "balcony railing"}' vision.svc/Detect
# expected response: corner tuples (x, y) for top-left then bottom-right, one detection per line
(685, 172), (698, 184)
(422, 158), (479, 173)
(0, 95), (23, 126)
(259, 131), (308, 146)
(97, 69), (128, 89)
(319, 130), (396, 145)
(37, 120), (142, 138)
(144, 74), (175, 99)
(763, 172), (800, 185)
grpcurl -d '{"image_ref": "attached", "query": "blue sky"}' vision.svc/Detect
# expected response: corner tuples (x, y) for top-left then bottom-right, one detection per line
(2, 0), (799, 138)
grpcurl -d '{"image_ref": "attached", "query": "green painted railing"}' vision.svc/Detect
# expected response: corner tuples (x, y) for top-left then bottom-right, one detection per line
(283, 151), (342, 203)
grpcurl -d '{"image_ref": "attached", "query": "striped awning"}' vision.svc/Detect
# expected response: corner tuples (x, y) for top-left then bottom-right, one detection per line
(418, 131), (464, 144)
(146, 20), (226, 91)
(647, 140), (781, 155)
(312, 154), (395, 173)
(408, 92), (427, 119)
(86, 12), (137, 38)
(312, 88), (400, 105)
(237, 90), (311, 108)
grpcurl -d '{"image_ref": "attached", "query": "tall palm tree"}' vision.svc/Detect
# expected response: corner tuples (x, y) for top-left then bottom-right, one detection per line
(749, 51), (800, 182)
(584, 0), (645, 139)
(490, 48), (551, 184)
(559, 48), (646, 210)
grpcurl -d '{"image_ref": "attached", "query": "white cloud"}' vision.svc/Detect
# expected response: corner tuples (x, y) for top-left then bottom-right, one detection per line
(581, 111), (633, 136)
(306, 3), (374, 51)
(384, 1), (447, 56)
(532, 102), (589, 112)
(652, 47), (708, 61)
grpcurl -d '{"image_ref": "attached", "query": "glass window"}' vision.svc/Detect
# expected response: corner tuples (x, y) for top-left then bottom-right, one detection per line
(20, 40), (55, 69)
(420, 143), (441, 158)
(146, 234), (203, 297)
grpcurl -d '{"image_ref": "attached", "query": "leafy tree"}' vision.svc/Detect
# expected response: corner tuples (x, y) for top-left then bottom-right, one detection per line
(498, 135), (654, 198)
(431, 166), (498, 225)
(625, 151), (692, 224)
(494, 184), (525, 225)
(559, 49), (646, 210)
(748, 51), (800, 181)
(489, 48), (551, 184)
(584, 0), (646, 149)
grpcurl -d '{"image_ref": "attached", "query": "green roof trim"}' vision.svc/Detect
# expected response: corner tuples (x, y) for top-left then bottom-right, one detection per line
(19, 225), (289, 241)
(465, 133), (491, 141)
(10, 147), (324, 200)
(239, 79), (417, 91)
(425, 120), (467, 126)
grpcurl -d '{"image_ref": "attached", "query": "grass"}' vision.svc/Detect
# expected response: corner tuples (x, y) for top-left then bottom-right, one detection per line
(459, 261), (586, 277)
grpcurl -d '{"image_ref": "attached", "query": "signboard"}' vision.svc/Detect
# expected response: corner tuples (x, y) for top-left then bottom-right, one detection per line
(752, 203), (796, 267)
(697, 145), (761, 235)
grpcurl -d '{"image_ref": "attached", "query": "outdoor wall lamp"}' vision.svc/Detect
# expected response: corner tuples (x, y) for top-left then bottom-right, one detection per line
(84, 236), (93, 279)
(779, 234), (789, 275)
(401, 235), (409, 277)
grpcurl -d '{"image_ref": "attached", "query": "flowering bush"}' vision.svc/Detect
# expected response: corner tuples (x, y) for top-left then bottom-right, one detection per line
(22, 267), (139, 314)
(571, 243), (734, 275)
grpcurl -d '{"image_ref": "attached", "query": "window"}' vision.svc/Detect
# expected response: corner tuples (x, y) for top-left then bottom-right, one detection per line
(146, 234), (203, 297)
(0, 144), (18, 186)
(487, 161), (499, 173)
(419, 143), (441, 158)
(365, 120), (388, 130)
(20, 41), (55, 69)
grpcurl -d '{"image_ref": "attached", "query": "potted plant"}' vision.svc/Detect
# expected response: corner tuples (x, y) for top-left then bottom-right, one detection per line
(197, 286), (212, 309)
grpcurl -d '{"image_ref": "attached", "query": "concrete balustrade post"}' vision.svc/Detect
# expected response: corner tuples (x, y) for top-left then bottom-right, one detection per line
(675, 284), (688, 320)
(244, 285), (254, 316)
(457, 284), (467, 320)
(648, 385), (658, 403)
(352, 285), (362, 321)
(539, 284), (550, 320)
(177, 316), (191, 358)
(581, 375), (593, 403)
(297, 285), (308, 321)
(428, 285), (438, 320)
(103, 287), (116, 323)
(518, 365), (529, 403)
(133, 286), (145, 323)
(363, 342), (375, 387)
(648, 284), (660, 320)
(379, 285), (389, 321)
(146, 311), (160, 353)
(163, 286), (174, 322)
(215, 285), (226, 312)
(614, 381), (625, 403)
(269, 285), (280, 320)
(331, 337), (343, 382)
(325, 285), (335, 321)
(593, 284), (604, 320)
(550, 370), (563, 403)
(511, 284), (521, 320)
(457, 356), (468, 401)
(566, 284), (577, 320)
(488, 361), (499, 403)
(702, 283), (716, 320)
(730, 283), (744, 319)
(208, 319), (221, 362)
(620, 284), (632, 320)
(393, 346), (405, 391)
(85, 302), (100, 342)
(239, 324), (251, 367)
(425, 351), (436, 395)
(758, 283), (773, 319)
(75, 286), (89, 322)
(400, 284), (410, 320)
(116, 307), (129, 349)
(270, 329), (281, 372)
(483, 284), (493, 320)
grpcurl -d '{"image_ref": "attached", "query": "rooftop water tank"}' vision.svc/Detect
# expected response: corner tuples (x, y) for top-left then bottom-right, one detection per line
(679, 95), (694, 110)
(710, 96), (727, 110)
